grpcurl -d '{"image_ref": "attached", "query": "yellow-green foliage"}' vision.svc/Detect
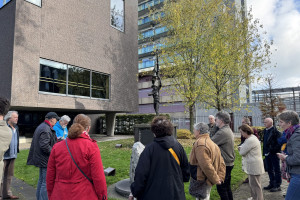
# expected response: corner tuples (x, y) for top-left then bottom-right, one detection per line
(253, 126), (265, 140)
(177, 129), (192, 139)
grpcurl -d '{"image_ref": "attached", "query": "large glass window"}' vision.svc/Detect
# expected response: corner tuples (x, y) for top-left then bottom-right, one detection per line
(39, 58), (109, 99)
(68, 66), (90, 97)
(92, 72), (109, 99)
(39, 59), (67, 94)
(111, 0), (124, 32)
(0, 0), (11, 9)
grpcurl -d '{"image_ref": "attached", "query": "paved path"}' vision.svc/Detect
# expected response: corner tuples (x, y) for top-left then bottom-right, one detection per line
(233, 172), (288, 200)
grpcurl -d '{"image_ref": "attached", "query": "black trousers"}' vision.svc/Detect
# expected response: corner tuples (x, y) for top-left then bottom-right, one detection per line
(217, 165), (234, 200)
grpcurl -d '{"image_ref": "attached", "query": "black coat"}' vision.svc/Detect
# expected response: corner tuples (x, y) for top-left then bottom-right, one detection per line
(263, 126), (281, 155)
(131, 136), (190, 200)
(27, 122), (57, 168)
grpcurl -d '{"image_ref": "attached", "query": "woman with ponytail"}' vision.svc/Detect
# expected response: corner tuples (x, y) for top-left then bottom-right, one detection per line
(46, 114), (107, 200)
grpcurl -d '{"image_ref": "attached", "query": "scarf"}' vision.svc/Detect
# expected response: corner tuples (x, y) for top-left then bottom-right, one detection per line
(285, 124), (300, 140)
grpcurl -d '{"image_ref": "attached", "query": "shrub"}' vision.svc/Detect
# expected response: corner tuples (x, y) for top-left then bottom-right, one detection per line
(253, 126), (265, 140)
(177, 129), (192, 139)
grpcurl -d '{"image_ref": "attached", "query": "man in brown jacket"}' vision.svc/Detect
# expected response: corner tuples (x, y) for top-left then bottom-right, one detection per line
(0, 97), (12, 200)
(190, 122), (226, 200)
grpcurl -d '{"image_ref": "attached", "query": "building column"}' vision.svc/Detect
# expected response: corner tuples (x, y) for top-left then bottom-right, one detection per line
(106, 112), (116, 136)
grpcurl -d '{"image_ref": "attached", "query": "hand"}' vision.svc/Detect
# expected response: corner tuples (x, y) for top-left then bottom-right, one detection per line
(128, 193), (134, 200)
(217, 179), (222, 185)
(277, 153), (287, 161)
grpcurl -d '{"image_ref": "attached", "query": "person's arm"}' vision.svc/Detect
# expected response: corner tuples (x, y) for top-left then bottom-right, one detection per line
(211, 130), (226, 146)
(39, 131), (52, 155)
(178, 144), (190, 182)
(195, 146), (220, 185)
(286, 133), (300, 166)
(130, 148), (151, 199)
(89, 143), (107, 200)
(46, 147), (56, 198)
(239, 138), (254, 156)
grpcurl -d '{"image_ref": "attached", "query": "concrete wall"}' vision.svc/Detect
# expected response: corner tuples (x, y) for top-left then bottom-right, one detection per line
(10, 0), (138, 113)
(0, 0), (16, 100)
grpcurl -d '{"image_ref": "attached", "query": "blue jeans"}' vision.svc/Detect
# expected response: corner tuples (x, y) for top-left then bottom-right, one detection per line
(286, 174), (300, 200)
(265, 153), (281, 187)
(36, 167), (48, 200)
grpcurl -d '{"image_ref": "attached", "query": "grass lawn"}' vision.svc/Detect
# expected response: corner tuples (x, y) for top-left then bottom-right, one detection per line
(15, 138), (246, 200)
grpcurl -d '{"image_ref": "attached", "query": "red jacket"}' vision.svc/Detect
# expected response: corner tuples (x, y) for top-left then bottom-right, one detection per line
(46, 133), (107, 200)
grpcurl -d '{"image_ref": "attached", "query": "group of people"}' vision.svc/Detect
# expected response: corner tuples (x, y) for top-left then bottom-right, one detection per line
(1, 93), (300, 200)
(129, 111), (236, 200)
(0, 97), (107, 200)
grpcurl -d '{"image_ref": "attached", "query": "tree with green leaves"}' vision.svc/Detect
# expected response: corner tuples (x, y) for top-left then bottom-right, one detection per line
(152, 0), (273, 131)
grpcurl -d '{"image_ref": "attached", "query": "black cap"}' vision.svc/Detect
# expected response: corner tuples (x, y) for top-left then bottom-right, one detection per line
(45, 112), (60, 120)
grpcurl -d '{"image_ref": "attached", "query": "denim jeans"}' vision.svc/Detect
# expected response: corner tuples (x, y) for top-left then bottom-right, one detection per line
(285, 174), (300, 200)
(217, 165), (234, 200)
(36, 167), (48, 200)
(265, 153), (281, 187)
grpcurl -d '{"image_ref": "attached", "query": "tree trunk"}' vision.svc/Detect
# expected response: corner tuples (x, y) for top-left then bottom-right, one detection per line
(189, 105), (195, 133)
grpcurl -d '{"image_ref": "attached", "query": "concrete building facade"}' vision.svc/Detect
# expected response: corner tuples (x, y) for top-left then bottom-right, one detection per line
(0, 0), (138, 135)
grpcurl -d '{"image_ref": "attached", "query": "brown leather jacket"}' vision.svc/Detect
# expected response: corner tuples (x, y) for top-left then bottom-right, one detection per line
(190, 133), (226, 186)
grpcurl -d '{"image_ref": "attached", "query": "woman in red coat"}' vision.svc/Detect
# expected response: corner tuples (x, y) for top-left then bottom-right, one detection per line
(46, 114), (107, 200)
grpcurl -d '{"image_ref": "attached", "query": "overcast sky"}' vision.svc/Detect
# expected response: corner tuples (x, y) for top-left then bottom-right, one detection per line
(247, 0), (300, 89)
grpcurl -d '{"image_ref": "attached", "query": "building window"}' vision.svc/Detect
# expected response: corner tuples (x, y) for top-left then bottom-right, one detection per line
(0, 0), (11, 9)
(39, 59), (67, 94)
(39, 58), (110, 99)
(24, 0), (42, 7)
(111, 0), (124, 32)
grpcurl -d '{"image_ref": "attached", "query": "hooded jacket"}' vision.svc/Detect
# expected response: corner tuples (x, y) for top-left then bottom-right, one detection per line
(131, 135), (190, 200)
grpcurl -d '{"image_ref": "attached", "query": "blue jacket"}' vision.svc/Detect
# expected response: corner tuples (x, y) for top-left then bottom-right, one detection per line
(4, 124), (19, 159)
(53, 121), (68, 139)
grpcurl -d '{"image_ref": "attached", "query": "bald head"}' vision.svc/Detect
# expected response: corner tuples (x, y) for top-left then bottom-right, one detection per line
(264, 118), (273, 129)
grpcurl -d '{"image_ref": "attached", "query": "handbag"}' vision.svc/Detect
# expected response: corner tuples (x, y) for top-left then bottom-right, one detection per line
(189, 177), (209, 199)
(65, 139), (93, 184)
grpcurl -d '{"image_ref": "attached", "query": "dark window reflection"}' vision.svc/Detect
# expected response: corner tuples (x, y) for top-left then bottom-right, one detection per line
(68, 66), (90, 97)
(92, 72), (109, 99)
(39, 64), (67, 94)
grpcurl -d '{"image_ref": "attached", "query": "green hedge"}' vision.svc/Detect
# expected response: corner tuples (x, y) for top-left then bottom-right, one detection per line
(253, 126), (265, 140)
(99, 114), (170, 135)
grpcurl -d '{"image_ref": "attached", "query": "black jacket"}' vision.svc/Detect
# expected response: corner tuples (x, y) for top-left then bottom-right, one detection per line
(263, 126), (281, 155)
(4, 124), (19, 158)
(27, 122), (57, 168)
(131, 136), (190, 200)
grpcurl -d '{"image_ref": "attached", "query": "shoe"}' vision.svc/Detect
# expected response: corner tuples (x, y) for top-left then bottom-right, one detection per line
(243, 178), (249, 183)
(247, 197), (253, 200)
(263, 185), (273, 190)
(3, 195), (19, 199)
(270, 187), (281, 192)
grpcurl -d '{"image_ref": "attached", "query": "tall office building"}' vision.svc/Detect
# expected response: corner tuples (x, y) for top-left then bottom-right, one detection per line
(137, 0), (249, 127)
(0, 0), (138, 135)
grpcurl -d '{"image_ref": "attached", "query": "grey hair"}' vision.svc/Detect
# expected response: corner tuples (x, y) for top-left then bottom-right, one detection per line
(4, 111), (18, 122)
(208, 115), (215, 119)
(194, 122), (209, 134)
(242, 117), (251, 125)
(60, 115), (71, 123)
(216, 111), (231, 124)
(278, 110), (299, 126)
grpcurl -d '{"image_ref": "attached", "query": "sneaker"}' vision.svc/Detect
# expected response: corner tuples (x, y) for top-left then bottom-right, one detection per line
(243, 178), (249, 183)
(247, 197), (253, 200)
(263, 185), (273, 190)
(270, 187), (281, 192)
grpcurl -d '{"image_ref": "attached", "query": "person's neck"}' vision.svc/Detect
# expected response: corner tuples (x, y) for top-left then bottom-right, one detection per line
(0, 116), (3, 121)
(8, 121), (15, 129)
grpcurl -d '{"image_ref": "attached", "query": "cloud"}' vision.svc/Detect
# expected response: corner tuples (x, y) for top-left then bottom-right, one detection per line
(248, 0), (300, 88)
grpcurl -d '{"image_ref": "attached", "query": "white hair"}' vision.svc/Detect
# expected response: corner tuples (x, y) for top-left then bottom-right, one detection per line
(4, 111), (18, 122)
(60, 115), (71, 122)
(208, 115), (215, 119)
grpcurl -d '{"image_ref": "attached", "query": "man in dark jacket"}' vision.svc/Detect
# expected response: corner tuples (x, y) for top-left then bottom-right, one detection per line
(262, 118), (282, 192)
(130, 116), (190, 200)
(27, 112), (60, 200)
(1, 111), (19, 199)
